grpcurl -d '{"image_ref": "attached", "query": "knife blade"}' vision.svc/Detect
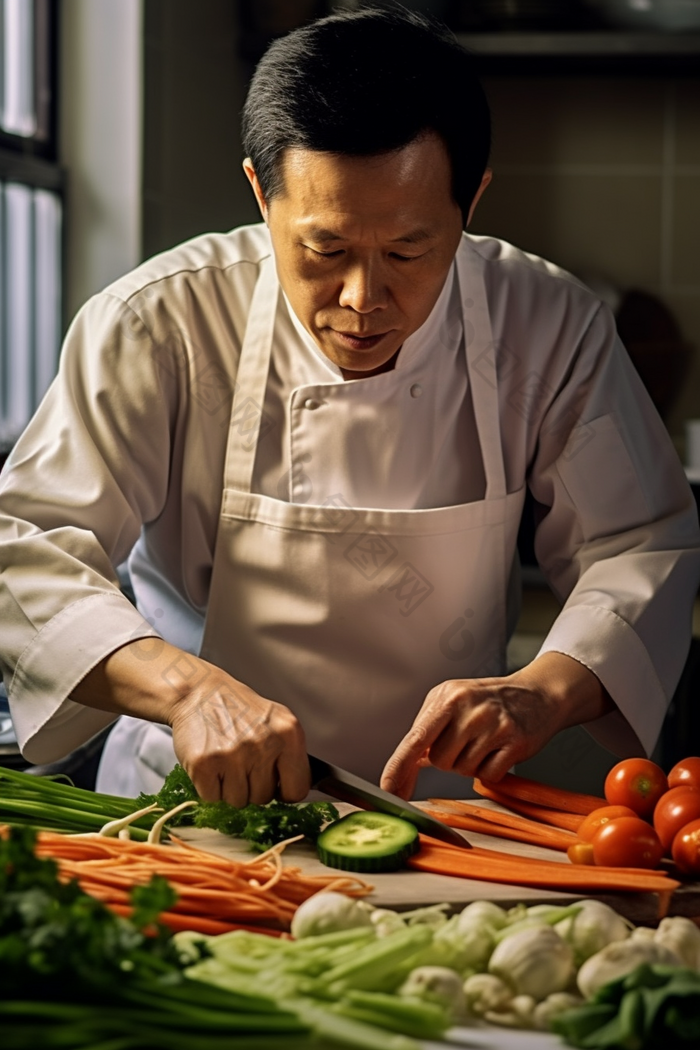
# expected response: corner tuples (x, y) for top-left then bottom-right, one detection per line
(307, 753), (471, 850)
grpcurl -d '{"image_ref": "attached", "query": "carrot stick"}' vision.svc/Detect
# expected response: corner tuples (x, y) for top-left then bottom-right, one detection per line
(410, 837), (678, 895)
(428, 798), (579, 840)
(472, 781), (585, 832)
(421, 805), (576, 852)
(476, 773), (605, 816)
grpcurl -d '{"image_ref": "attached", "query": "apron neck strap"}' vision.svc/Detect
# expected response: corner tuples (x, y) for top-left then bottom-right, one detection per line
(457, 243), (508, 501)
(222, 253), (279, 493)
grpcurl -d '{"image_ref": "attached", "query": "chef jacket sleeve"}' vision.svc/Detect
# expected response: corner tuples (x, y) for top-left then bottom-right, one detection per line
(0, 293), (173, 763)
(528, 301), (700, 758)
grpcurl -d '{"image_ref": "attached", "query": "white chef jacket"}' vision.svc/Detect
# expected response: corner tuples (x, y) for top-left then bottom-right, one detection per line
(1, 224), (698, 766)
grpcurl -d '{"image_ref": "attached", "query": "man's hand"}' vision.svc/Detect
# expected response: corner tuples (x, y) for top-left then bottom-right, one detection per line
(168, 667), (310, 806)
(380, 652), (614, 799)
(72, 640), (310, 806)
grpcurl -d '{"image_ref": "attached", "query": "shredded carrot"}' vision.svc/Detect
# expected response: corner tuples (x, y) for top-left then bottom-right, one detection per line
(472, 780), (585, 832)
(106, 902), (287, 937)
(422, 803), (576, 852)
(476, 773), (605, 816)
(29, 829), (373, 934)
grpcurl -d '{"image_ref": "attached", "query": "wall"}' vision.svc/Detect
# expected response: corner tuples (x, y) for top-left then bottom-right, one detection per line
(470, 74), (700, 447)
(142, 0), (258, 260)
(469, 74), (700, 787)
(60, 0), (143, 324)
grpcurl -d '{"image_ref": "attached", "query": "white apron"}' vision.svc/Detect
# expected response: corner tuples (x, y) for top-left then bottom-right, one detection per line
(96, 246), (525, 797)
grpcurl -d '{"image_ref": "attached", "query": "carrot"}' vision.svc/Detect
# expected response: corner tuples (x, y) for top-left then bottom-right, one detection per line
(32, 828), (373, 934)
(472, 780), (585, 832)
(476, 773), (605, 816)
(411, 835), (678, 896)
(107, 902), (286, 937)
(422, 802), (577, 852)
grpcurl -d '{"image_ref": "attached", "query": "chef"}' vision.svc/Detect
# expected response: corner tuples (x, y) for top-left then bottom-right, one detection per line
(1, 8), (699, 804)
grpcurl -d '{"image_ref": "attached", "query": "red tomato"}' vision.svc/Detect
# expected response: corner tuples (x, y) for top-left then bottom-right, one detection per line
(578, 805), (638, 843)
(653, 788), (700, 852)
(671, 817), (700, 876)
(668, 757), (700, 791)
(591, 816), (664, 868)
(604, 759), (668, 819)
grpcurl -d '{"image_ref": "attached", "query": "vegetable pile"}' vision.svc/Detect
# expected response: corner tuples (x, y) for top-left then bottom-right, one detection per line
(177, 886), (700, 1048)
(0, 826), (313, 1049)
(564, 756), (700, 874)
(420, 760), (700, 905)
(29, 824), (373, 936)
(0, 825), (464, 1050)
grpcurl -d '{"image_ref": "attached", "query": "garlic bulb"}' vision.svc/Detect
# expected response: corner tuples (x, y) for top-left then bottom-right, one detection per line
(463, 973), (512, 1016)
(555, 899), (631, 966)
(399, 965), (466, 1019)
(654, 916), (700, 970)
(577, 938), (682, 999)
(488, 925), (574, 1000)
(290, 891), (373, 938)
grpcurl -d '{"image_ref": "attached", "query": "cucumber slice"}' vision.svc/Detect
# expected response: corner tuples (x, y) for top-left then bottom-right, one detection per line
(316, 811), (419, 873)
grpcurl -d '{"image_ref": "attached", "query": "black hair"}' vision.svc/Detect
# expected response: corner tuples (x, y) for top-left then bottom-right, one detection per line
(241, 5), (491, 227)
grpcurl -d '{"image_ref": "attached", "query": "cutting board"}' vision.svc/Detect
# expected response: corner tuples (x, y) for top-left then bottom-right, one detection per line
(176, 800), (700, 926)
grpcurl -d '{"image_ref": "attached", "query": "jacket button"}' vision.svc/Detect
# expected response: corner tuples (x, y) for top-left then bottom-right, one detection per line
(303, 398), (323, 410)
(410, 384), (423, 398)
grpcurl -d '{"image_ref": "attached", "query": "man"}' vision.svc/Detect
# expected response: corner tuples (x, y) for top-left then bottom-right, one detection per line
(1, 8), (698, 804)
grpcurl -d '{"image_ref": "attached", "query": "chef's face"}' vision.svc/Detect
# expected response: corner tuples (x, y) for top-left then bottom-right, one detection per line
(244, 134), (490, 379)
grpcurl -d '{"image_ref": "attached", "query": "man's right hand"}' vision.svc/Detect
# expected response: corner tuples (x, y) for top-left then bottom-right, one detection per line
(71, 639), (310, 806)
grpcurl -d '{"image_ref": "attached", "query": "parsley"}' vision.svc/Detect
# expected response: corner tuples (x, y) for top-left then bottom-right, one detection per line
(0, 826), (181, 993)
(138, 765), (338, 850)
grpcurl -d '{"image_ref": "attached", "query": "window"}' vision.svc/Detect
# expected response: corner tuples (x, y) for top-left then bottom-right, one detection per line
(0, 0), (61, 455)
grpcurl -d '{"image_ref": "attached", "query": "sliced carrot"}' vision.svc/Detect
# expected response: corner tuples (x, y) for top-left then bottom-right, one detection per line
(477, 773), (605, 816)
(421, 806), (576, 852)
(428, 799), (578, 846)
(411, 836), (678, 895)
(472, 780), (585, 832)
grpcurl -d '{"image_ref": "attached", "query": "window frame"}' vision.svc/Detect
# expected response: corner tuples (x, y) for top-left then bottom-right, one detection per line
(0, 0), (63, 463)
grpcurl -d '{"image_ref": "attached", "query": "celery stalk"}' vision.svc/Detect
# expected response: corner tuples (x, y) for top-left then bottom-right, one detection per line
(319, 925), (433, 991)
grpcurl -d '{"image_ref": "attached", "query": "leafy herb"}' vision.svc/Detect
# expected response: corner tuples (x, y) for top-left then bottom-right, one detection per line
(0, 825), (181, 991)
(138, 765), (338, 850)
(552, 963), (700, 1048)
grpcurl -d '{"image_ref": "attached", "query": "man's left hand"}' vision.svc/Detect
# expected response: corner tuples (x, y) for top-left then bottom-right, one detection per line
(380, 652), (614, 799)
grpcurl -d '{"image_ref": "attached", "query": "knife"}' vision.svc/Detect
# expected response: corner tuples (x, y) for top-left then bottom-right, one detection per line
(307, 753), (471, 850)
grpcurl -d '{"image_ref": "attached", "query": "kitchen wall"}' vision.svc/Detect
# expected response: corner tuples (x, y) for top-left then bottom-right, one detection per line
(470, 74), (700, 447)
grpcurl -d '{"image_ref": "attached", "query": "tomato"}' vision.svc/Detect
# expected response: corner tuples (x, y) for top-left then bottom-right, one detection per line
(567, 841), (595, 865)
(577, 805), (638, 843)
(671, 817), (700, 876)
(668, 757), (700, 791)
(604, 758), (668, 819)
(653, 787), (700, 852)
(591, 816), (664, 869)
